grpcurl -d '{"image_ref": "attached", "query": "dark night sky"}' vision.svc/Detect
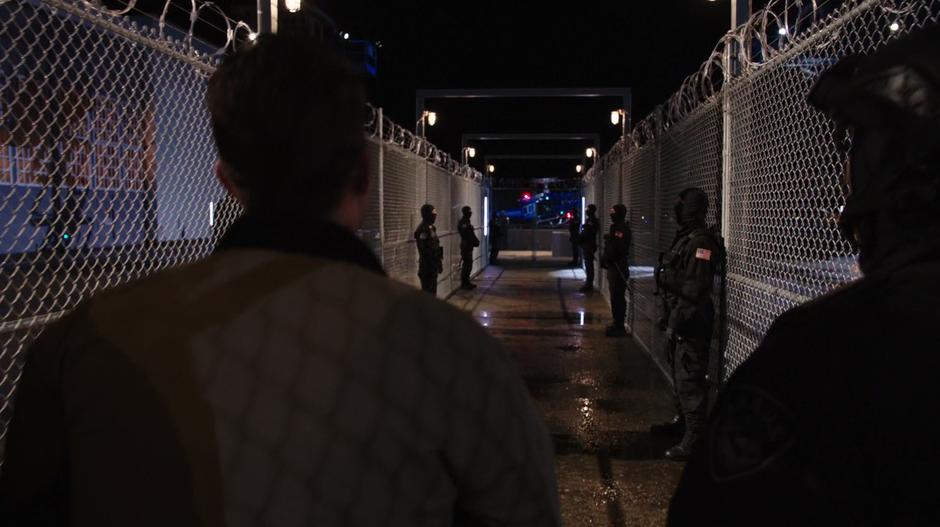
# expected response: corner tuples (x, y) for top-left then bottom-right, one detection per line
(318, 1), (758, 179)
(134, 0), (769, 180)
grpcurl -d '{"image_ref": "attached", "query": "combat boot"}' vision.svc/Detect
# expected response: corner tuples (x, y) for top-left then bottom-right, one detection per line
(605, 325), (628, 338)
(650, 414), (685, 436)
(665, 414), (702, 461)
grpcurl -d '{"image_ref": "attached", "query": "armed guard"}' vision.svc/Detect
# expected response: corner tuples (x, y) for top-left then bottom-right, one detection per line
(670, 25), (940, 525)
(489, 214), (505, 264)
(415, 204), (443, 294)
(568, 210), (581, 266)
(602, 204), (632, 337)
(654, 188), (721, 461)
(458, 206), (480, 290)
(578, 204), (600, 293)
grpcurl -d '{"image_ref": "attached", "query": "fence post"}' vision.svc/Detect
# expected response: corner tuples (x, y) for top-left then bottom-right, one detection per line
(378, 107), (385, 267)
(721, 46), (733, 247)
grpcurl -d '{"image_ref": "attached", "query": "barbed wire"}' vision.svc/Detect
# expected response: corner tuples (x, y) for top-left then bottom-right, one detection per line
(591, 0), (911, 163)
(366, 104), (483, 183)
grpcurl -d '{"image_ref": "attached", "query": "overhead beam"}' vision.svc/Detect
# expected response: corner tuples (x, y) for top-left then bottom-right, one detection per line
(484, 154), (584, 160)
(461, 133), (600, 151)
(417, 88), (632, 132)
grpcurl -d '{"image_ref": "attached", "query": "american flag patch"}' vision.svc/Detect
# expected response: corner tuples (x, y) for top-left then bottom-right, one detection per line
(695, 248), (712, 261)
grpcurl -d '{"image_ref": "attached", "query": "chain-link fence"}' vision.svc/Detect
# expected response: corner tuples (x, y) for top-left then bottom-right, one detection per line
(0, 0), (486, 457)
(367, 113), (488, 295)
(585, 0), (938, 382)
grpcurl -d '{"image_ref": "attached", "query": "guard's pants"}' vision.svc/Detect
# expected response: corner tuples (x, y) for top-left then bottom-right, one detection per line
(665, 305), (714, 437)
(570, 243), (580, 264)
(608, 264), (628, 326)
(583, 254), (595, 287)
(419, 270), (438, 295)
(461, 249), (473, 285)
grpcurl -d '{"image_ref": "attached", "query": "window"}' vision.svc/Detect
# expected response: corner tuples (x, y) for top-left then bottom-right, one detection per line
(65, 141), (92, 188)
(0, 145), (11, 184)
(14, 145), (46, 185)
(95, 143), (120, 189)
(90, 97), (155, 191)
(123, 147), (146, 190)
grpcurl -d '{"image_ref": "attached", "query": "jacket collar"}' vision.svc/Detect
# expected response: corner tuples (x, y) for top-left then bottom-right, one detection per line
(214, 213), (385, 276)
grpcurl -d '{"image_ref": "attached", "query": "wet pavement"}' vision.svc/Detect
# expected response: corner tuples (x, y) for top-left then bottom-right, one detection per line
(449, 256), (684, 527)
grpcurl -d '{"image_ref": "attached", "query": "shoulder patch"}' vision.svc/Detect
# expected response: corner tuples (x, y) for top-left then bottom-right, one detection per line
(695, 248), (712, 261)
(709, 384), (797, 483)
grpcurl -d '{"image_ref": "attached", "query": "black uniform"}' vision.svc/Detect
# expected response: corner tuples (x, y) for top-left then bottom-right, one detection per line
(579, 206), (600, 291)
(602, 205), (632, 331)
(568, 215), (580, 265)
(671, 25), (940, 524)
(458, 207), (480, 288)
(669, 259), (940, 526)
(415, 204), (442, 294)
(657, 188), (720, 459)
(489, 218), (502, 263)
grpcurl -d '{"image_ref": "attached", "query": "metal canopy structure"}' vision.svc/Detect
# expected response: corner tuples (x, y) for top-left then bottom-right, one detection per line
(460, 133), (600, 151)
(416, 88), (632, 131)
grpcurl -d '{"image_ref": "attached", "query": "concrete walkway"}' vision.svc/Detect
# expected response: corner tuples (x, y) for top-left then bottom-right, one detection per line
(449, 257), (684, 526)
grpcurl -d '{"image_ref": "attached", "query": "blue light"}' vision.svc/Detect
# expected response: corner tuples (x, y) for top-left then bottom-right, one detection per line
(62, 233), (71, 240)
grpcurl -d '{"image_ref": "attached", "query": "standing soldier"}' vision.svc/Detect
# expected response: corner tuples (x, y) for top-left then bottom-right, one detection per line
(489, 213), (503, 264)
(568, 210), (580, 267)
(671, 26), (940, 524)
(415, 204), (443, 294)
(458, 206), (480, 290)
(602, 204), (632, 337)
(578, 204), (600, 293)
(655, 188), (720, 460)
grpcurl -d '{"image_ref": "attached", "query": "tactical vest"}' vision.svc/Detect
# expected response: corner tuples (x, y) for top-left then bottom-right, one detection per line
(656, 227), (723, 299)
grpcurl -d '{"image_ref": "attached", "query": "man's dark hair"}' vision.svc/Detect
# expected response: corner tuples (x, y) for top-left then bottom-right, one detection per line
(207, 33), (367, 216)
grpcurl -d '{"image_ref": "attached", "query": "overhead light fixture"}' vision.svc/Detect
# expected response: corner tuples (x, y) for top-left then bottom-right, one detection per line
(778, 26), (787, 36)
(576, 164), (584, 173)
(889, 21), (900, 32)
(426, 111), (437, 126)
(611, 110), (621, 125)
(467, 147), (476, 158)
(248, 32), (258, 41)
(585, 147), (595, 158)
(285, 0), (301, 13)
(343, 32), (350, 40)
(487, 164), (495, 174)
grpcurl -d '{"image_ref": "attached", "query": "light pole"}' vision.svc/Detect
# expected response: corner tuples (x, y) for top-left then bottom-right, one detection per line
(462, 146), (476, 165)
(416, 110), (437, 138)
(610, 109), (628, 146)
(585, 146), (599, 167)
(610, 110), (628, 203)
(706, 0), (751, 27)
(731, 0), (751, 29)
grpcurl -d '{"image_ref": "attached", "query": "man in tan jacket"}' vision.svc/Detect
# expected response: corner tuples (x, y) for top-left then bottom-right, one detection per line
(0, 33), (559, 526)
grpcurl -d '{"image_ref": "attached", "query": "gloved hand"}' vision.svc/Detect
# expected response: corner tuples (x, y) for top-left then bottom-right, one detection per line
(664, 327), (675, 342)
